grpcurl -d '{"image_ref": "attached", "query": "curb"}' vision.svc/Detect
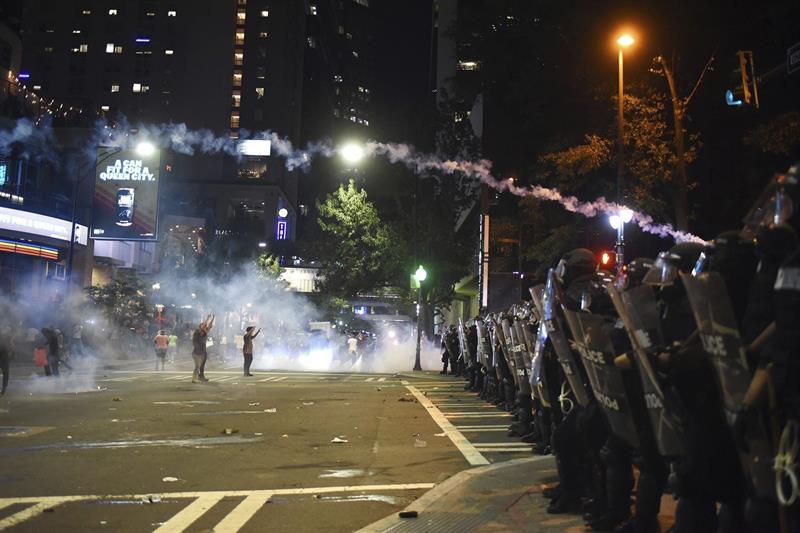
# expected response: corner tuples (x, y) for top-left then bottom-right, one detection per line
(355, 456), (551, 533)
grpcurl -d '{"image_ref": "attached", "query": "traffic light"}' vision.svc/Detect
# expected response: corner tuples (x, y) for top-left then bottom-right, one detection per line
(737, 50), (759, 108)
(600, 250), (616, 269)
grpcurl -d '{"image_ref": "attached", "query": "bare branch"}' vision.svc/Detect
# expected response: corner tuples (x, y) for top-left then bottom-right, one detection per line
(684, 50), (717, 106)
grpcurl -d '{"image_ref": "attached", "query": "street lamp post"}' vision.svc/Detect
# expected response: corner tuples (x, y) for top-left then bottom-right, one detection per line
(616, 33), (634, 202)
(608, 208), (634, 278)
(413, 265), (427, 371)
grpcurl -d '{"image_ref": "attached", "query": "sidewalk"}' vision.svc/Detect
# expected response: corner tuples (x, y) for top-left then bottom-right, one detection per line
(358, 456), (676, 532)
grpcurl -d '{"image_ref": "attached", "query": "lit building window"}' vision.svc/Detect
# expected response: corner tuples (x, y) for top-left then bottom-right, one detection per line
(346, 32), (353, 40)
(232, 71), (242, 86)
(111, 84), (120, 92)
(165, 49), (174, 55)
(234, 51), (244, 65)
(146, 11), (156, 17)
(235, 31), (245, 45)
(78, 44), (89, 53)
(260, 10), (269, 17)
(82, 9), (91, 15)
(33, 85), (41, 90)
(364, 119), (369, 126)
(259, 31), (269, 38)
(237, 0), (247, 5)
(338, 25), (344, 34)
(353, 0), (369, 6)
(168, 10), (177, 16)
(105, 43), (115, 53)
(310, 4), (318, 15)
(458, 60), (480, 71)
(101, 105), (110, 111)
(230, 112), (240, 128)
(352, 50), (358, 58)
(307, 37), (316, 48)
(334, 74), (342, 83)
(133, 83), (149, 93)
(44, 46), (54, 53)
(72, 29), (81, 34)
(237, 10), (246, 23)
(333, 108), (340, 117)
(232, 90), (241, 107)
(108, 9), (118, 15)
(256, 67), (265, 79)
(255, 87), (264, 99)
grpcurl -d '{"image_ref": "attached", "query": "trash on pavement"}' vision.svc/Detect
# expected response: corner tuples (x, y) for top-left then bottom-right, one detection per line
(330, 436), (349, 443)
(302, 401), (314, 406)
(281, 434), (289, 438)
(435, 432), (447, 437)
(142, 495), (162, 504)
(397, 397), (417, 403)
(222, 428), (239, 435)
(112, 397), (122, 402)
(264, 408), (277, 413)
(254, 432), (263, 436)
(162, 477), (179, 482)
(399, 511), (418, 518)
(249, 402), (261, 406)
(414, 439), (427, 448)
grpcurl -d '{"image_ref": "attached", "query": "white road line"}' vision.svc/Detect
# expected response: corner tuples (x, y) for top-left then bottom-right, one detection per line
(258, 377), (276, 382)
(273, 376), (288, 381)
(365, 377), (376, 382)
(214, 376), (238, 382)
(431, 404), (495, 408)
(378, 377), (386, 382)
(405, 385), (489, 466)
(474, 448), (532, 453)
(472, 442), (531, 447)
(454, 424), (509, 429)
(164, 375), (187, 381)
(442, 412), (512, 418)
(212, 493), (272, 532)
(152, 494), (223, 533)
(0, 499), (72, 529)
(458, 428), (508, 432)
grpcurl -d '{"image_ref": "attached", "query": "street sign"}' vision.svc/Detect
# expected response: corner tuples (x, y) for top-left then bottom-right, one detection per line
(788, 42), (800, 75)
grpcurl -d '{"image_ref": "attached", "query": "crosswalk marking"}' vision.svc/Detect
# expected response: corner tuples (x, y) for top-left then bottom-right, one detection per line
(378, 377), (386, 382)
(153, 494), (223, 533)
(273, 376), (287, 381)
(0, 483), (436, 532)
(474, 447), (532, 453)
(365, 377), (376, 382)
(212, 493), (271, 532)
(442, 412), (512, 418)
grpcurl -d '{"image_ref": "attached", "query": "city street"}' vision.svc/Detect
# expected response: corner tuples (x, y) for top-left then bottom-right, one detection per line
(0, 358), (533, 532)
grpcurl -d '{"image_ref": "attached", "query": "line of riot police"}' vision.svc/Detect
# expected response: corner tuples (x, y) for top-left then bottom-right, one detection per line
(439, 162), (800, 533)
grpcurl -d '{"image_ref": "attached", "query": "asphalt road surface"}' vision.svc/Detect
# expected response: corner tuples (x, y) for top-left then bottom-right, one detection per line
(0, 357), (531, 532)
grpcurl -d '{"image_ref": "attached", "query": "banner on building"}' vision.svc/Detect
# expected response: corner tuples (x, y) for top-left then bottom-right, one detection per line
(91, 147), (160, 241)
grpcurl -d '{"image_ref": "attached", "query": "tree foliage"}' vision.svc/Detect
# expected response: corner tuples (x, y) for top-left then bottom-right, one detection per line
(254, 252), (283, 279)
(316, 180), (401, 297)
(85, 278), (150, 328)
(743, 112), (800, 156)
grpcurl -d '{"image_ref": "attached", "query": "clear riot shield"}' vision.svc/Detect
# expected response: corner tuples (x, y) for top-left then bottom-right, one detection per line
(475, 320), (490, 368)
(499, 317), (522, 389)
(562, 308), (640, 447)
(521, 320), (551, 407)
(545, 269), (591, 407)
(680, 272), (775, 498)
(510, 319), (532, 395)
(606, 284), (686, 457)
(529, 285), (547, 389)
(457, 318), (470, 364)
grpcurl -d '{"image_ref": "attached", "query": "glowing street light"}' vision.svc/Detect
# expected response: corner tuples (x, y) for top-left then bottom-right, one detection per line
(340, 142), (365, 164)
(135, 141), (156, 156)
(413, 265), (427, 371)
(616, 34), (635, 47)
(608, 207), (635, 277)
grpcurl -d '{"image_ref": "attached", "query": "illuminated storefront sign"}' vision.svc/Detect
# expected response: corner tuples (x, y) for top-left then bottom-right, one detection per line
(0, 206), (88, 245)
(0, 238), (59, 260)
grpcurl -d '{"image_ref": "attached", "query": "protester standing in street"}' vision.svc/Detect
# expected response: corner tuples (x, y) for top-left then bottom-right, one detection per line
(242, 326), (260, 376)
(71, 324), (84, 358)
(154, 330), (169, 371)
(167, 331), (178, 363)
(192, 315), (214, 383)
(41, 327), (60, 376)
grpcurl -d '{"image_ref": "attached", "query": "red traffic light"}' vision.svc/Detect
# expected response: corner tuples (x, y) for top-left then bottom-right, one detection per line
(600, 250), (616, 267)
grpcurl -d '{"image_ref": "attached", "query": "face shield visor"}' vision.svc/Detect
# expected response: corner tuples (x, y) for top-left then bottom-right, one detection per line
(743, 176), (795, 231)
(642, 252), (680, 286)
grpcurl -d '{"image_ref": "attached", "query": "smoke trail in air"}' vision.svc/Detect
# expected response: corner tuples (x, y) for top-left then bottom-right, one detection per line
(0, 119), (706, 243)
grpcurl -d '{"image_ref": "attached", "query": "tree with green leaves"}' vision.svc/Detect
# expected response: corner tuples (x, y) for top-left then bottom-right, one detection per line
(85, 278), (150, 329)
(316, 180), (401, 298)
(254, 252), (283, 279)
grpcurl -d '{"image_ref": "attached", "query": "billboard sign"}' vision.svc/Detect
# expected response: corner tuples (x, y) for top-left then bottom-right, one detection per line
(91, 147), (160, 241)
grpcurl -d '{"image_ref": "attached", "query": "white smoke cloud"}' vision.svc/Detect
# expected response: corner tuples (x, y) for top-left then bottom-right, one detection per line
(0, 119), (708, 244)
